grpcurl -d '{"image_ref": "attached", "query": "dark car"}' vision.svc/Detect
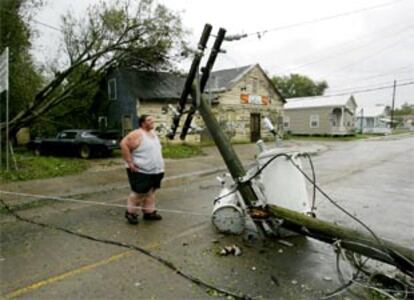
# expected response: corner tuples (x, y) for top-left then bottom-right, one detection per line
(29, 129), (120, 159)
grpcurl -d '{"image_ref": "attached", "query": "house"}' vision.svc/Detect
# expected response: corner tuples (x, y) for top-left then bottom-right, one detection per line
(99, 64), (285, 143)
(283, 95), (357, 136)
(356, 104), (392, 134)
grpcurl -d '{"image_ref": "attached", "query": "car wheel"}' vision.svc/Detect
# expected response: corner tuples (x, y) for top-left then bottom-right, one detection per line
(34, 146), (42, 156)
(79, 144), (92, 159)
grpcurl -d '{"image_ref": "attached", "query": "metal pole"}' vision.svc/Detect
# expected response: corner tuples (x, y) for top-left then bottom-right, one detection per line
(5, 47), (9, 171)
(390, 80), (396, 130)
(360, 108), (364, 134)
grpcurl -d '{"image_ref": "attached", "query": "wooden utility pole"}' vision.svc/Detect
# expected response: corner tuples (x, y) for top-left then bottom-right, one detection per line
(390, 80), (397, 130)
(178, 24), (414, 275)
(268, 204), (414, 272)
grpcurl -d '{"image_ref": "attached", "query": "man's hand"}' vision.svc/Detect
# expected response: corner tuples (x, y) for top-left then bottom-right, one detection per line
(128, 161), (139, 172)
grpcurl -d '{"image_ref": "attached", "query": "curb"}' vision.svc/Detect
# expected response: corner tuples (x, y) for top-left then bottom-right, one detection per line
(1, 146), (325, 211)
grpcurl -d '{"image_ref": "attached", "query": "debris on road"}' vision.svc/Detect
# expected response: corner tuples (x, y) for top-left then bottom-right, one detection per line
(270, 275), (280, 286)
(219, 245), (242, 256)
(277, 239), (294, 247)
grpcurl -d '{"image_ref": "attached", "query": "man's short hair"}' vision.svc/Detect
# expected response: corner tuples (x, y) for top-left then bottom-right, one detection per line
(139, 114), (151, 127)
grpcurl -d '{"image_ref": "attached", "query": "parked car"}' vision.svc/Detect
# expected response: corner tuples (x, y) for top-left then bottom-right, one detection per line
(29, 130), (120, 159)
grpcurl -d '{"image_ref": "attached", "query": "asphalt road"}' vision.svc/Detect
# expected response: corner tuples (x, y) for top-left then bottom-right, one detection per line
(1, 135), (413, 299)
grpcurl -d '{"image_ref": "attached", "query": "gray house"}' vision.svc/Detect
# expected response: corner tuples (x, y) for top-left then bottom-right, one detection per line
(101, 69), (187, 136)
(283, 95), (357, 136)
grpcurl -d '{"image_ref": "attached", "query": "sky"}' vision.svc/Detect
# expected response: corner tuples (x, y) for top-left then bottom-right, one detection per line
(31, 0), (414, 109)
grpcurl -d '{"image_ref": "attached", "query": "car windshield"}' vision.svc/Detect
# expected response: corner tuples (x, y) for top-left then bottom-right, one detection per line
(81, 131), (118, 139)
(81, 131), (100, 138)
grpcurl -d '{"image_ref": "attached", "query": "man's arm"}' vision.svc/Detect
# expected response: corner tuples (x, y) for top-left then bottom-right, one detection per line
(120, 130), (141, 172)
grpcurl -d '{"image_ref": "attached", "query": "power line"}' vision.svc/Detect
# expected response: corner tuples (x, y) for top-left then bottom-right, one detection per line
(32, 19), (61, 32)
(320, 80), (414, 97)
(333, 64), (413, 82)
(322, 35), (413, 78)
(326, 77), (414, 94)
(244, 0), (404, 39)
(0, 7), (62, 32)
(279, 24), (413, 72)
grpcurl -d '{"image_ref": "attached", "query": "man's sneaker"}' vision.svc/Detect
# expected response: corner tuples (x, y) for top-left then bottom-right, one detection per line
(143, 211), (162, 221)
(125, 211), (139, 225)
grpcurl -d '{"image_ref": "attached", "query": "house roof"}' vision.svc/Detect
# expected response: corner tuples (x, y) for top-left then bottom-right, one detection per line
(205, 65), (254, 92)
(359, 105), (389, 117)
(112, 64), (285, 102)
(284, 95), (356, 110)
(118, 69), (187, 101)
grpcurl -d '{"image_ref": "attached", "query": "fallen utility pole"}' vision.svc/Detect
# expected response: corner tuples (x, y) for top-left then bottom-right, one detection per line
(268, 204), (414, 271)
(175, 24), (414, 276)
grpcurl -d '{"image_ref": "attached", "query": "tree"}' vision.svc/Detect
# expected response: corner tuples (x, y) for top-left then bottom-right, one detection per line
(0, 0), (44, 122)
(1, 0), (186, 137)
(272, 73), (328, 98)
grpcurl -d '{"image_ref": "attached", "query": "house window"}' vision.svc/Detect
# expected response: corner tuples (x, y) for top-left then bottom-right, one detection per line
(98, 116), (108, 129)
(283, 116), (290, 129)
(252, 78), (258, 94)
(310, 115), (319, 128)
(108, 78), (117, 100)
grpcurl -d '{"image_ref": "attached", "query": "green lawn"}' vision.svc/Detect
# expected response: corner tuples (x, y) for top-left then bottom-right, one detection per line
(1, 144), (204, 183)
(0, 150), (90, 183)
(161, 143), (204, 159)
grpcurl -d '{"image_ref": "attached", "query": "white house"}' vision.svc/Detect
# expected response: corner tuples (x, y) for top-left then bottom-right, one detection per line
(356, 104), (392, 134)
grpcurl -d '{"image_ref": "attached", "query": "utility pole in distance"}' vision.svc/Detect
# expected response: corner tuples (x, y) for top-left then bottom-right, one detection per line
(390, 80), (397, 130)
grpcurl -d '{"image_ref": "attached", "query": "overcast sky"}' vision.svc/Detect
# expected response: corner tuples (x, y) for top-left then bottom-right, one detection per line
(31, 0), (414, 108)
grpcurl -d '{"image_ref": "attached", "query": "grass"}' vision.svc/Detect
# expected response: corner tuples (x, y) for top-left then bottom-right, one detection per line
(161, 143), (204, 159)
(0, 149), (90, 183)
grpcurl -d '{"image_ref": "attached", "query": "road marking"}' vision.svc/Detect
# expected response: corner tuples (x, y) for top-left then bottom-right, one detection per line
(3, 251), (133, 299)
(3, 221), (210, 299)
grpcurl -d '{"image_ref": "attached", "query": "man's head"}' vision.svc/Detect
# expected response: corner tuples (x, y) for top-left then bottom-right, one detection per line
(139, 114), (155, 131)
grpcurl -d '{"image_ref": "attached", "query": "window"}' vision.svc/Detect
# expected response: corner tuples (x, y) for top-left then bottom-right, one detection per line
(283, 116), (290, 129)
(310, 115), (319, 128)
(98, 116), (108, 129)
(252, 78), (258, 94)
(108, 78), (117, 100)
(59, 131), (77, 139)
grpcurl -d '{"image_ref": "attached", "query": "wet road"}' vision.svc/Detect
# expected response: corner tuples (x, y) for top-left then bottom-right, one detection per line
(1, 135), (413, 299)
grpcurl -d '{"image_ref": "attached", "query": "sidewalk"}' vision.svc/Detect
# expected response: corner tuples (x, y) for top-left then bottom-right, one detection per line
(0, 141), (327, 208)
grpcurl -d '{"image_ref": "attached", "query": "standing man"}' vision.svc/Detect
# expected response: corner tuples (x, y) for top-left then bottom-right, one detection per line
(120, 114), (164, 225)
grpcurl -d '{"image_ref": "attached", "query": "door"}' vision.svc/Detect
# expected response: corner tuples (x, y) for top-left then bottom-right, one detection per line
(250, 113), (261, 142)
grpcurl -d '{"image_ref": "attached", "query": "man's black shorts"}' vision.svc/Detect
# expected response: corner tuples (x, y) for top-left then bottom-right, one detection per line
(126, 169), (164, 194)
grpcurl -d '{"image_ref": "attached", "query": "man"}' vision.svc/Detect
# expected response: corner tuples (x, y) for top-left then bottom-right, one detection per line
(120, 114), (164, 225)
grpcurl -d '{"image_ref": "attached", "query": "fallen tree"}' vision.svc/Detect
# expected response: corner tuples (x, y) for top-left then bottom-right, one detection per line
(1, 0), (185, 137)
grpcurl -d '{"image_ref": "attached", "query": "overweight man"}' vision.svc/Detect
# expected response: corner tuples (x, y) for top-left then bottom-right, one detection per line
(120, 114), (164, 225)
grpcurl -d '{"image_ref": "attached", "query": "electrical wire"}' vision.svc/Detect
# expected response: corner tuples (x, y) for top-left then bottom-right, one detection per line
(0, 197), (251, 300)
(316, 80), (414, 97)
(239, 151), (414, 276)
(244, 0), (404, 39)
(325, 77), (414, 95)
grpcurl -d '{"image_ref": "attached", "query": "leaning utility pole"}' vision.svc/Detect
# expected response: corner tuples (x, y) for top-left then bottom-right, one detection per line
(390, 79), (397, 130)
(170, 24), (414, 276)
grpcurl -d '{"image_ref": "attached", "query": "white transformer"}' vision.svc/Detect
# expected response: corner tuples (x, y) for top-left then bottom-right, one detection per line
(212, 118), (314, 236)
